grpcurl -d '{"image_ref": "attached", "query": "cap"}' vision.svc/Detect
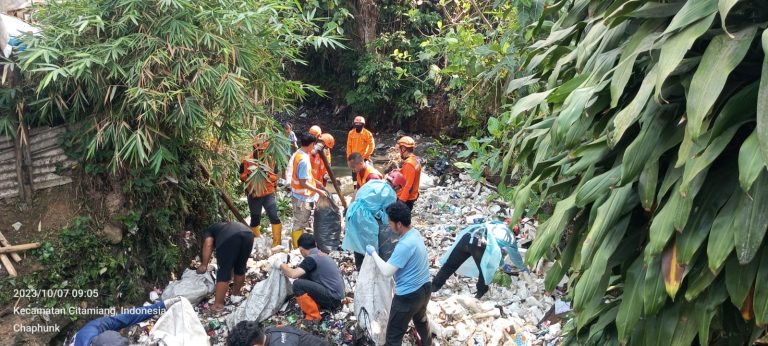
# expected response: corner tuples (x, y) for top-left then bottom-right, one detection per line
(354, 116), (365, 124)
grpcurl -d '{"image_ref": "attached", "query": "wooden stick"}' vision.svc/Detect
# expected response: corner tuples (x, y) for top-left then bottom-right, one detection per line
(0, 243), (40, 254)
(0, 232), (21, 262)
(318, 149), (347, 210)
(0, 253), (16, 277)
(198, 164), (249, 227)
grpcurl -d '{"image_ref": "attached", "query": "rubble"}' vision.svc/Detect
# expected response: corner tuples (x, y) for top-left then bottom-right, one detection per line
(124, 144), (561, 346)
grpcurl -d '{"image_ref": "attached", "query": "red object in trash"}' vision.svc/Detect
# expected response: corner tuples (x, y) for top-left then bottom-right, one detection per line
(512, 225), (520, 236)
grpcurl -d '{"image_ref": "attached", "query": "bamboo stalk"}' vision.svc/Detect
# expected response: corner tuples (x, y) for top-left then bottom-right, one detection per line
(0, 243), (40, 254)
(0, 232), (22, 262)
(318, 148), (347, 210)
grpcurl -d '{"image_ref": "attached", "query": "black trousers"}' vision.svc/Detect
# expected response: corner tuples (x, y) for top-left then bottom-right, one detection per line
(431, 233), (488, 296)
(404, 200), (415, 211)
(215, 231), (254, 282)
(292, 279), (341, 310)
(385, 282), (432, 346)
(247, 193), (281, 227)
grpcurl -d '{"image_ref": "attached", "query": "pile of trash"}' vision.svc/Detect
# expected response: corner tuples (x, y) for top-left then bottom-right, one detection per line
(123, 150), (565, 345)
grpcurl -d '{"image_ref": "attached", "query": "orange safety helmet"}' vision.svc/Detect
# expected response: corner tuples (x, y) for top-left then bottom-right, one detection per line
(309, 125), (322, 137)
(353, 116), (365, 125)
(397, 136), (416, 149)
(252, 133), (269, 150)
(319, 133), (335, 149)
(386, 170), (406, 190)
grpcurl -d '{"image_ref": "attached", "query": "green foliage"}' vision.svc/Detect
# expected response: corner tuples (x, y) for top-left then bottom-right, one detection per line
(460, 0), (768, 343)
(13, 0), (340, 173)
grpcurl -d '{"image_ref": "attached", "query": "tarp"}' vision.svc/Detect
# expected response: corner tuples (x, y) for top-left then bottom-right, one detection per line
(149, 298), (209, 346)
(342, 180), (397, 254)
(439, 222), (526, 285)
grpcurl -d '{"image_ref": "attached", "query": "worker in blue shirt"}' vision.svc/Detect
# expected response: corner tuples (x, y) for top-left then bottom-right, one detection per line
(71, 297), (181, 346)
(366, 201), (432, 346)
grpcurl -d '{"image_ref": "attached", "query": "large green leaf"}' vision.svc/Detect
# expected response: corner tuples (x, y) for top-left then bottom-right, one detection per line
(738, 130), (764, 191)
(525, 193), (577, 265)
(718, 0), (742, 36)
(610, 66), (658, 145)
(732, 171), (768, 264)
(686, 26), (757, 139)
(616, 257), (645, 343)
(757, 29), (768, 168)
(581, 185), (633, 261)
(644, 256), (667, 315)
(725, 254), (759, 309)
(638, 160), (659, 211)
(707, 190), (740, 271)
(508, 90), (554, 123)
(655, 13), (716, 99)
(661, 0), (718, 36)
(621, 102), (668, 184)
(610, 19), (664, 108)
(754, 250), (768, 326)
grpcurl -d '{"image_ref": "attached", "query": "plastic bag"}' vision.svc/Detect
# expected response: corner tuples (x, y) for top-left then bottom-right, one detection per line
(149, 297), (209, 345)
(377, 219), (398, 262)
(342, 180), (397, 254)
(161, 269), (215, 305)
(227, 267), (292, 327)
(314, 194), (341, 253)
(354, 255), (394, 346)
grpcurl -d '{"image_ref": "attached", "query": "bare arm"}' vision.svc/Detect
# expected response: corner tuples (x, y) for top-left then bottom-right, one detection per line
(279, 263), (306, 279)
(197, 237), (214, 274)
(300, 178), (327, 197)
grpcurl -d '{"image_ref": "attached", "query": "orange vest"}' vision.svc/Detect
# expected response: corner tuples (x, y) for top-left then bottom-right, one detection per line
(310, 150), (331, 187)
(290, 150), (316, 197)
(356, 164), (382, 188)
(241, 155), (277, 197)
(399, 154), (421, 201)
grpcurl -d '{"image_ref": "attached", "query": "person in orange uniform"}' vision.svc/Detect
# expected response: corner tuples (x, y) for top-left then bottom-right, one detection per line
(310, 133), (335, 187)
(309, 125), (322, 138)
(288, 132), (329, 248)
(348, 152), (382, 190)
(239, 134), (282, 246)
(346, 116), (375, 161)
(396, 136), (421, 211)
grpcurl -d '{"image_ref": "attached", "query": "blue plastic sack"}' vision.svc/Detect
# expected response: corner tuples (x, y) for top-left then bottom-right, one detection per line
(439, 221), (526, 285)
(342, 180), (397, 255)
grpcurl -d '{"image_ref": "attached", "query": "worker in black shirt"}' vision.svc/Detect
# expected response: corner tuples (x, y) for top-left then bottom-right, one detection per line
(196, 222), (254, 312)
(277, 233), (345, 321)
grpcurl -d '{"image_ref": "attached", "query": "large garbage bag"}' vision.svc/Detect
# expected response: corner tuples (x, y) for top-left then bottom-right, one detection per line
(377, 219), (398, 262)
(161, 269), (215, 305)
(343, 180), (397, 254)
(354, 255), (395, 346)
(439, 222), (522, 285)
(314, 193), (341, 253)
(227, 267), (292, 327)
(149, 297), (209, 346)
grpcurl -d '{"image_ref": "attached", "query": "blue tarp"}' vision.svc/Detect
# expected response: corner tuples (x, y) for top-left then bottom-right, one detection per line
(341, 180), (397, 254)
(439, 221), (527, 285)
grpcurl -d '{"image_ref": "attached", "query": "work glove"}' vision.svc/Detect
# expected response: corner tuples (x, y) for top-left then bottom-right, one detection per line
(366, 245), (376, 256)
(163, 296), (182, 309)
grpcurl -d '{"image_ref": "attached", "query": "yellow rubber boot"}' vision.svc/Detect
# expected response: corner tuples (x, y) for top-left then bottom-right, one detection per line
(250, 226), (262, 237)
(271, 224), (282, 247)
(291, 229), (304, 249)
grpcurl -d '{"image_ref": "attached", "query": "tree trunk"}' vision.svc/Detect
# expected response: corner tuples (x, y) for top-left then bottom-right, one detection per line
(348, 0), (379, 52)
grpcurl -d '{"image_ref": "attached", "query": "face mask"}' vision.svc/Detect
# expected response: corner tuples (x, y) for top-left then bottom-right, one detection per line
(354, 124), (364, 132)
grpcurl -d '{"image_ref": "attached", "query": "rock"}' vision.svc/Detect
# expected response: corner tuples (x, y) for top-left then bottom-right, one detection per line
(101, 222), (123, 244)
(105, 191), (126, 215)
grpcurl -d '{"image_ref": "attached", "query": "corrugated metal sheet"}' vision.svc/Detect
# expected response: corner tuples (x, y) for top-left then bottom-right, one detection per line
(0, 125), (75, 200)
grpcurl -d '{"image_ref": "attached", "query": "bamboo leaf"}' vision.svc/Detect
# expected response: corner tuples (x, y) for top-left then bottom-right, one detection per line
(732, 171), (768, 264)
(757, 29), (768, 169)
(686, 26), (757, 139)
(737, 130), (764, 191)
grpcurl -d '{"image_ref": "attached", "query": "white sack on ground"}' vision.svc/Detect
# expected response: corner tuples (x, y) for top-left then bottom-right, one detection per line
(354, 255), (395, 346)
(161, 269), (215, 305)
(227, 266), (292, 327)
(149, 297), (209, 346)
